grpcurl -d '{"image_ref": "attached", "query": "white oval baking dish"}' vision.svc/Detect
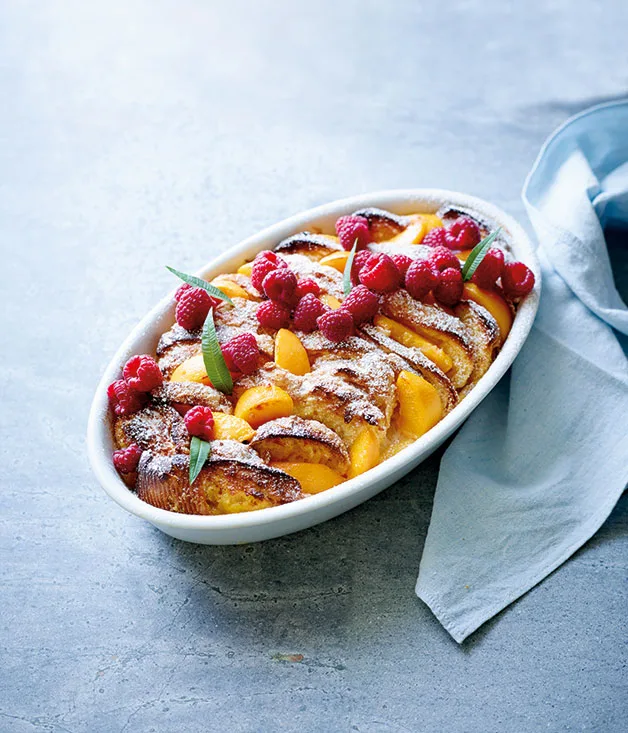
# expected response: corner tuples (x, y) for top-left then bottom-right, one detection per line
(87, 189), (540, 544)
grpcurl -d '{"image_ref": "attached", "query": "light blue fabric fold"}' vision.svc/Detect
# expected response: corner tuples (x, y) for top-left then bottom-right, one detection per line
(416, 101), (628, 643)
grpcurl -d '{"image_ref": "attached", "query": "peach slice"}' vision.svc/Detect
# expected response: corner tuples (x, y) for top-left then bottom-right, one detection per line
(456, 251), (471, 262)
(396, 369), (442, 439)
(234, 385), (294, 429)
(210, 275), (251, 300)
(320, 294), (342, 310)
(348, 427), (380, 478)
(212, 412), (255, 443)
(373, 315), (453, 373)
(237, 262), (253, 277)
(382, 219), (427, 246)
(169, 353), (211, 386)
(462, 283), (512, 341)
(271, 462), (344, 494)
(319, 251), (349, 273)
(274, 329), (310, 376)
(420, 214), (444, 232)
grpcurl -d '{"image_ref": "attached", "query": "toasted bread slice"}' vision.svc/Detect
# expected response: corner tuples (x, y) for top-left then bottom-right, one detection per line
(360, 323), (458, 414)
(114, 404), (188, 453)
(153, 381), (233, 413)
(136, 441), (303, 515)
(275, 232), (343, 260)
(352, 207), (411, 241)
(251, 416), (350, 474)
(454, 300), (500, 398)
(382, 290), (474, 389)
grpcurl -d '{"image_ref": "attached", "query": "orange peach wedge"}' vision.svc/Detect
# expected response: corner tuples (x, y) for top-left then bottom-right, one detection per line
(396, 369), (442, 439)
(212, 413), (255, 443)
(210, 275), (250, 300)
(319, 251), (349, 273)
(234, 385), (294, 429)
(462, 283), (512, 341)
(348, 427), (380, 478)
(169, 353), (211, 386)
(320, 294), (342, 310)
(274, 329), (310, 376)
(271, 462), (344, 494)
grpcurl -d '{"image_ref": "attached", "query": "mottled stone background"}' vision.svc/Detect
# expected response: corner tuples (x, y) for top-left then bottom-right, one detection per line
(1, 1), (627, 731)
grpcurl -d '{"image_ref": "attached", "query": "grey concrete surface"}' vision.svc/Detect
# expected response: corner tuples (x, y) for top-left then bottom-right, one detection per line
(1, 1), (627, 731)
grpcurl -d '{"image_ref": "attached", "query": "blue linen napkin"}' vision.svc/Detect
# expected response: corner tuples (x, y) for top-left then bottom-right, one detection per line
(415, 100), (628, 643)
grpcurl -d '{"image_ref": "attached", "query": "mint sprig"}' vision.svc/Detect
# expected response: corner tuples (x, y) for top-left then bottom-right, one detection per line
(189, 436), (211, 485)
(166, 266), (234, 306)
(201, 308), (233, 394)
(343, 238), (359, 296)
(461, 228), (502, 282)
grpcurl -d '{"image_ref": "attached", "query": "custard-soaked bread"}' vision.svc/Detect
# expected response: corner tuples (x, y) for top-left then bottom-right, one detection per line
(382, 290), (474, 389)
(275, 232), (343, 260)
(250, 416), (350, 474)
(153, 381), (233, 413)
(352, 207), (411, 241)
(136, 441), (303, 515)
(280, 254), (344, 299)
(454, 300), (500, 398)
(114, 404), (188, 454)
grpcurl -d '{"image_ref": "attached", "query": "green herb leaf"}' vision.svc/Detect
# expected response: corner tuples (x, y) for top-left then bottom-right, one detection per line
(201, 308), (233, 394)
(166, 266), (234, 306)
(189, 436), (211, 485)
(343, 238), (359, 296)
(461, 228), (502, 282)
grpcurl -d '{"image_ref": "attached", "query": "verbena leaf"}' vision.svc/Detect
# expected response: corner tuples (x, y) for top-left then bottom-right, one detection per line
(189, 436), (211, 485)
(166, 266), (234, 306)
(461, 228), (502, 282)
(343, 238), (359, 296)
(201, 308), (233, 394)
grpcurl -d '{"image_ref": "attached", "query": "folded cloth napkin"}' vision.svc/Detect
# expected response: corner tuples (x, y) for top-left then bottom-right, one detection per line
(416, 100), (628, 643)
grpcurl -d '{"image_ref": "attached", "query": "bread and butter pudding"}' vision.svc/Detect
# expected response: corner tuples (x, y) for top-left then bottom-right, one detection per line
(107, 205), (535, 515)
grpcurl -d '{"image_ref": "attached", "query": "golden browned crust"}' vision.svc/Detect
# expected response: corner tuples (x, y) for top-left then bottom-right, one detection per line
(136, 441), (303, 514)
(153, 381), (233, 413)
(250, 416), (350, 473)
(275, 232), (343, 260)
(352, 207), (411, 241)
(114, 404), (188, 454)
(455, 300), (501, 398)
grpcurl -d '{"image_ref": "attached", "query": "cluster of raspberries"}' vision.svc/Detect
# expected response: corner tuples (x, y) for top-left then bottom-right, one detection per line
(338, 214), (534, 306)
(251, 249), (380, 343)
(107, 354), (164, 474)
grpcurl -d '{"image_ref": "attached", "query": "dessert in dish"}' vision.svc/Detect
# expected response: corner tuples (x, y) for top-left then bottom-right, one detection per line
(107, 205), (535, 516)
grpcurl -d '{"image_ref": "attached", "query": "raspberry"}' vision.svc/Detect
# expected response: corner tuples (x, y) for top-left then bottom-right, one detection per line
(471, 247), (504, 289)
(335, 215), (371, 251)
(250, 250), (287, 291)
(262, 268), (298, 305)
(358, 253), (402, 293)
(107, 379), (148, 417)
(434, 267), (463, 306)
(422, 228), (450, 248)
(256, 300), (291, 330)
(174, 283), (193, 302)
(428, 246), (461, 273)
(292, 293), (328, 332)
(184, 405), (215, 441)
(113, 443), (142, 474)
(391, 254), (413, 278)
(343, 285), (380, 325)
(449, 217), (481, 250)
(405, 260), (439, 300)
(351, 249), (375, 284)
(221, 333), (260, 376)
(122, 354), (163, 392)
(317, 308), (354, 343)
(295, 278), (320, 299)
(501, 261), (535, 299)
(175, 287), (217, 331)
